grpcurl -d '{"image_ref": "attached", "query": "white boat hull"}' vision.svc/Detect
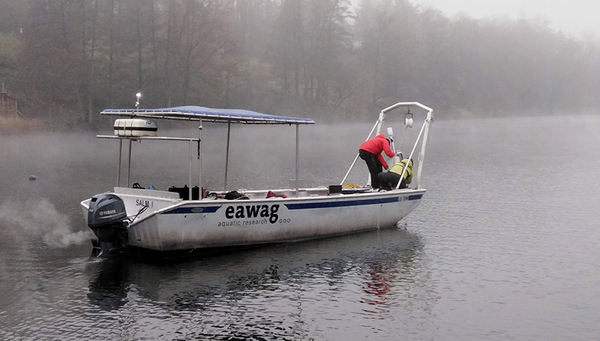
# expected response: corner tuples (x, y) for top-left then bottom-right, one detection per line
(81, 187), (424, 252)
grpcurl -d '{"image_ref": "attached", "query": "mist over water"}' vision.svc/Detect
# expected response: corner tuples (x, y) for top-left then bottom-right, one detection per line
(0, 198), (91, 248)
(1, 114), (600, 340)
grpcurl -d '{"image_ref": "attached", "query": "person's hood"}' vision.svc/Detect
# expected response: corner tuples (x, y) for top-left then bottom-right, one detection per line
(376, 134), (391, 145)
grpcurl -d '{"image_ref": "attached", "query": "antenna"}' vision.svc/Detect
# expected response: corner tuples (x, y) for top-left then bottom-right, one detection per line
(135, 92), (142, 111)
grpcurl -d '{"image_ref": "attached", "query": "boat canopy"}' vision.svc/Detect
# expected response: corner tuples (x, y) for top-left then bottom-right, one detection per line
(100, 104), (314, 194)
(101, 106), (315, 125)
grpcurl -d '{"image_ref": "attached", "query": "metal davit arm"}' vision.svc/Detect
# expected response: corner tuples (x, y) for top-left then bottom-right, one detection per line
(381, 102), (433, 115)
(340, 118), (382, 185)
(395, 117), (427, 190)
(415, 114), (433, 189)
(339, 101), (433, 189)
(393, 108), (433, 190)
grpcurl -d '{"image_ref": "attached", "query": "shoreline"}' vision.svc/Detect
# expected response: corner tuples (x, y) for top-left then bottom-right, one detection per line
(0, 116), (44, 134)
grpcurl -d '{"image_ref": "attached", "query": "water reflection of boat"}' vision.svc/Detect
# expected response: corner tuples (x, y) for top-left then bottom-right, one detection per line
(87, 258), (130, 311)
(80, 101), (433, 257)
(87, 228), (423, 315)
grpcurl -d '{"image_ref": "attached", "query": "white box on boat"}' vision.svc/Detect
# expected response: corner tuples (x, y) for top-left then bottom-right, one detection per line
(114, 119), (157, 137)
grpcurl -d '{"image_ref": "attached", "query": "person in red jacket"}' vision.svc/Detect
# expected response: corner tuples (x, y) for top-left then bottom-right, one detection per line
(358, 134), (396, 189)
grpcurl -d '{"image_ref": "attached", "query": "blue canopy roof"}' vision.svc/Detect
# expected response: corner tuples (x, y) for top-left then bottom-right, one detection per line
(101, 106), (315, 125)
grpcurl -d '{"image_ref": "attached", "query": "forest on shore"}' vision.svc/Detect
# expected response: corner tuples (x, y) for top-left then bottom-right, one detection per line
(1, 0), (599, 128)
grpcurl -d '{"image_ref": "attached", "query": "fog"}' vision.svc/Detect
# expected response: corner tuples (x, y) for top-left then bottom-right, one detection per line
(2, 0), (600, 129)
(0, 198), (91, 248)
(3, 1), (600, 338)
(410, 0), (600, 37)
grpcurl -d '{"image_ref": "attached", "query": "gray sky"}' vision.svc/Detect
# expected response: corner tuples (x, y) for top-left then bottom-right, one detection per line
(409, 0), (599, 37)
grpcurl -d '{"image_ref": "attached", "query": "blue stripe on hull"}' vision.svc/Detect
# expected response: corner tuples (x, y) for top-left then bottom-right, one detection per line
(163, 206), (221, 214)
(285, 196), (399, 210)
(161, 193), (422, 214)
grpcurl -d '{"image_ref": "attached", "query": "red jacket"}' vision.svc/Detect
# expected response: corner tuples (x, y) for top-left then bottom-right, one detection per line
(359, 134), (395, 169)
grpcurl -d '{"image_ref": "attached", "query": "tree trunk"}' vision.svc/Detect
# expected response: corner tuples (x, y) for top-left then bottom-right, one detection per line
(165, 0), (174, 107)
(150, 0), (158, 72)
(87, 0), (98, 124)
(80, 0), (87, 122)
(136, 0), (143, 92)
(108, 0), (115, 107)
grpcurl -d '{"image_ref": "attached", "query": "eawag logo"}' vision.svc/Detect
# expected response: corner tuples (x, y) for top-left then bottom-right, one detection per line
(225, 204), (279, 224)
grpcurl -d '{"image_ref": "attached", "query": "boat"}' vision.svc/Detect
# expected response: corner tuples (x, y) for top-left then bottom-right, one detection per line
(80, 99), (434, 257)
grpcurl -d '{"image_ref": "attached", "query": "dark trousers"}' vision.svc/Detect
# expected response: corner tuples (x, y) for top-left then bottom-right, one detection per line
(378, 171), (407, 190)
(359, 149), (382, 189)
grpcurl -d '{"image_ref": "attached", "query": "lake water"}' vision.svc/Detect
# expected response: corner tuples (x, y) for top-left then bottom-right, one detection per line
(1, 114), (599, 340)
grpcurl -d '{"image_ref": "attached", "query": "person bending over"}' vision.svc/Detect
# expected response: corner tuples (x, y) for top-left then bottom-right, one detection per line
(358, 134), (396, 189)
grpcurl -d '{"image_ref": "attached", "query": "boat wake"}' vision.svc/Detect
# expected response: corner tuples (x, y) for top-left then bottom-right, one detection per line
(0, 198), (91, 248)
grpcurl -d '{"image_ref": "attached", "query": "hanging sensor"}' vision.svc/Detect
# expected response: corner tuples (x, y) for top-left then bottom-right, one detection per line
(386, 127), (395, 148)
(386, 126), (401, 162)
(405, 109), (414, 128)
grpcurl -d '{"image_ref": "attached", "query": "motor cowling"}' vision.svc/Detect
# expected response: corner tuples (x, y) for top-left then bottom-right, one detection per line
(87, 194), (128, 256)
(88, 194), (126, 229)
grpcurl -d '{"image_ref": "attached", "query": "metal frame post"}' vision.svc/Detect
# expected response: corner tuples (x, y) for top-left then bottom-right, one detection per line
(198, 121), (203, 200)
(415, 114), (433, 188)
(295, 124), (300, 195)
(224, 121), (231, 190)
(117, 139), (123, 187)
(189, 140), (193, 200)
(340, 118), (381, 185)
(126, 139), (132, 187)
(395, 118), (427, 190)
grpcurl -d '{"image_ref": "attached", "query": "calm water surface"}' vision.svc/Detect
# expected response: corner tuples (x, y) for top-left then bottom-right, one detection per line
(1, 115), (599, 340)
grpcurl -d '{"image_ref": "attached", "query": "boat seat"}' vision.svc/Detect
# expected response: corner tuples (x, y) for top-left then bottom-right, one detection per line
(168, 186), (204, 200)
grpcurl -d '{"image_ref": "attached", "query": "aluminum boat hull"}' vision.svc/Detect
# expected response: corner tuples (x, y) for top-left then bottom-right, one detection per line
(81, 187), (424, 252)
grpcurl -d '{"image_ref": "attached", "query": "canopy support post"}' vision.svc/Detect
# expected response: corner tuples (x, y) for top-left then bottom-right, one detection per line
(198, 121), (203, 199)
(126, 139), (132, 187)
(295, 124), (300, 195)
(224, 121), (231, 190)
(117, 139), (123, 187)
(189, 140), (193, 200)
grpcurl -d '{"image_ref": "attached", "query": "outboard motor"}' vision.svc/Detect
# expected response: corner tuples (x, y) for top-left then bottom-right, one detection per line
(87, 194), (128, 257)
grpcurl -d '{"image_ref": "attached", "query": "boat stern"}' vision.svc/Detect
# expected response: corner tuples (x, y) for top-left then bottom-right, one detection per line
(80, 198), (91, 225)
